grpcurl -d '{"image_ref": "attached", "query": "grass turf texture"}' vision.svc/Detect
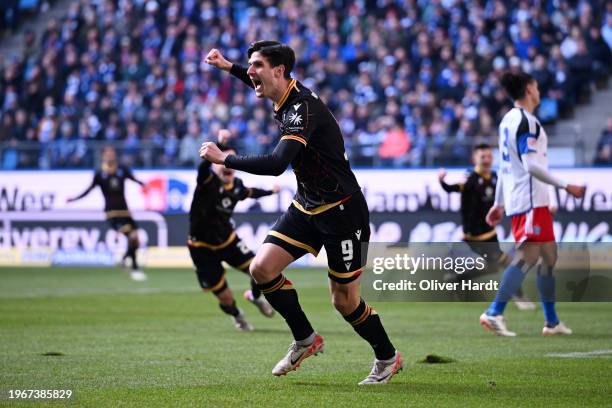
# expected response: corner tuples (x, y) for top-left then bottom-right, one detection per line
(1, 267), (610, 407)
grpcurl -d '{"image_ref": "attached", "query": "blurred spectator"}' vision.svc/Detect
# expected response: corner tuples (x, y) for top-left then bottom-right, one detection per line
(379, 117), (411, 167)
(179, 121), (203, 167)
(1, 1), (51, 35)
(594, 118), (612, 165)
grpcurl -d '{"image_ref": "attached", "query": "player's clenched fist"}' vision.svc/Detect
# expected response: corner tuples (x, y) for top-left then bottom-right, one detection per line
(199, 142), (229, 164)
(204, 49), (232, 71)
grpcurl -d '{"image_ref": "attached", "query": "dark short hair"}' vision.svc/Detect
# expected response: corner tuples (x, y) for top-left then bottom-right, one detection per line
(500, 71), (535, 100)
(247, 41), (295, 79)
(473, 143), (492, 152)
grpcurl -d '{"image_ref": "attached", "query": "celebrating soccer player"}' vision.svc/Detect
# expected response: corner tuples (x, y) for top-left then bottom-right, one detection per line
(439, 144), (535, 310)
(201, 42), (402, 384)
(188, 130), (277, 331)
(66, 146), (147, 282)
(480, 71), (586, 337)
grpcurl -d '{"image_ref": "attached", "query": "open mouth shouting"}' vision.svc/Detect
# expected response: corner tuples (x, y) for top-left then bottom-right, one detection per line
(252, 77), (263, 94)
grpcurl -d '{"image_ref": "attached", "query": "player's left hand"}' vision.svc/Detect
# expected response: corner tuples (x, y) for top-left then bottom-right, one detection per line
(485, 205), (504, 227)
(199, 142), (229, 164)
(438, 168), (447, 181)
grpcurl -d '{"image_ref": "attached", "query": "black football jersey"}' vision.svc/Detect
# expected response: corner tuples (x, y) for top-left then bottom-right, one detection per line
(189, 161), (273, 245)
(90, 166), (136, 212)
(460, 170), (497, 238)
(273, 79), (362, 211)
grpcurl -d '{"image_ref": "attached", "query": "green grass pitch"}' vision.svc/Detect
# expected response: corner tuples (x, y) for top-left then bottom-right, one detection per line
(1, 267), (610, 407)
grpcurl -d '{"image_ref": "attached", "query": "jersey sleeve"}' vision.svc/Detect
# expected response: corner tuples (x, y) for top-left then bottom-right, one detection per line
(123, 166), (134, 179)
(246, 187), (274, 199)
(196, 160), (214, 186)
(229, 64), (254, 89)
(224, 139), (301, 176)
(439, 179), (463, 193)
(233, 179), (250, 200)
(123, 166), (142, 185)
(71, 172), (99, 201)
(516, 113), (539, 156)
(279, 99), (316, 147)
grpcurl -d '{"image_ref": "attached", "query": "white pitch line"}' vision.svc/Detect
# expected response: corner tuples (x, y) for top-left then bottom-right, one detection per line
(546, 350), (612, 358)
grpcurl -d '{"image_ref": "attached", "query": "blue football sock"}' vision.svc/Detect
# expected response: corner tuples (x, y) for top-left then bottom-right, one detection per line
(537, 265), (559, 326)
(487, 261), (529, 316)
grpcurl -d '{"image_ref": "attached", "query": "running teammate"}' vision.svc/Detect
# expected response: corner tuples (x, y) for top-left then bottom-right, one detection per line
(188, 132), (277, 331)
(66, 146), (147, 281)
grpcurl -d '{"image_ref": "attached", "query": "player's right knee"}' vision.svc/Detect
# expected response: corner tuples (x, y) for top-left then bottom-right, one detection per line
(249, 258), (279, 284)
(332, 294), (358, 316)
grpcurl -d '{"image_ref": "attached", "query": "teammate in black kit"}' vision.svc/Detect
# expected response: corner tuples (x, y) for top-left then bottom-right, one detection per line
(201, 41), (402, 384)
(439, 143), (535, 309)
(189, 131), (277, 331)
(66, 146), (147, 281)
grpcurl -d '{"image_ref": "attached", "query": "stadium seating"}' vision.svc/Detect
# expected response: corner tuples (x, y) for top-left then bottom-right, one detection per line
(0, 0), (610, 169)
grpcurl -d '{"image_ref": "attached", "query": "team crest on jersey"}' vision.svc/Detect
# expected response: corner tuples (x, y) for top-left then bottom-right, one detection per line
(288, 112), (302, 125)
(527, 137), (537, 148)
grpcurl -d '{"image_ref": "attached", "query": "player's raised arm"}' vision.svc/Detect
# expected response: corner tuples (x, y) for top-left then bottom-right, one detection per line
(199, 138), (302, 176)
(66, 177), (97, 203)
(125, 167), (145, 187)
(196, 159), (214, 186)
(244, 185), (280, 200)
(438, 168), (463, 193)
(204, 48), (233, 71)
(204, 48), (254, 89)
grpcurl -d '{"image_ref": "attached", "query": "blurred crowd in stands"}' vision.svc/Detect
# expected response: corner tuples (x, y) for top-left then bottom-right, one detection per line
(0, 0), (611, 169)
(1, 1), (53, 36)
(594, 117), (612, 165)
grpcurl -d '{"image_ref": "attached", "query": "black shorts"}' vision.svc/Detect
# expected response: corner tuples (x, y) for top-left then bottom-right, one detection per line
(264, 192), (370, 284)
(464, 234), (507, 264)
(108, 216), (138, 234)
(188, 233), (255, 294)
